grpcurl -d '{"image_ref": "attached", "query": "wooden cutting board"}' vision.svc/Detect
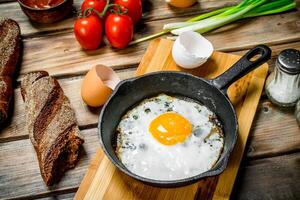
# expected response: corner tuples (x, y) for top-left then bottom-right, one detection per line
(74, 39), (268, 200)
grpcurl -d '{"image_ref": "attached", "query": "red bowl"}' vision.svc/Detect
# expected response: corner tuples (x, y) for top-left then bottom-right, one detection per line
(18, 0), (73, 24)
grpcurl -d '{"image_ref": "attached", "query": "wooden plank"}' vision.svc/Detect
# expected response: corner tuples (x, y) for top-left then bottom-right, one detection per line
(0, 126), (300, 199)
(0, 0), (239, 36)
(3, 40), (297, 142)
(0, 105), (299, 200)
(74, 150), (104, 200)
(1, 41), (300, 153)
(0, 128), (101, 200)
(0, 1), (298, 199)
(212, 63), (268, 199)
(231, 41), (300, 72)
(38, 192), (76, 200)
(0, 49), (237, 140)
(0, 68), (135, 142)
(233, 153), (300, 200)
(1, 122), (299, 199)
(247, 99), (300, 159)
(74, 39), (268, 199)
(0, 1), (76, 36)
(15, 11), (300, 78)
(0, 39), (298, 200)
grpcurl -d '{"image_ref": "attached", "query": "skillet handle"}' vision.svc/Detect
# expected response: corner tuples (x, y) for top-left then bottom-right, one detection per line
(211, 45), (271, 94)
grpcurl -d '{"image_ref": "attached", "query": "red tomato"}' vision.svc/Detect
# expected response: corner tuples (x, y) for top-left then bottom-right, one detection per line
(81, 0), (107, 16)
(105, 13), (133, 49)
(114, 0), (142, 24)
(74, 15), (103, 50)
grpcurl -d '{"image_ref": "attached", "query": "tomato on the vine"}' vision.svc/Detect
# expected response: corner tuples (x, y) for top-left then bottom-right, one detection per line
(114, 0), (142, 24)
(74, 15), (103, 50)
(81, 0), (107, 16)
(105, 13), (133, 49)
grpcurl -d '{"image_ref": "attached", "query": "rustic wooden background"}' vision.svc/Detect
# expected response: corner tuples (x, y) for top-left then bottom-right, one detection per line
(0, 0), (300, 199)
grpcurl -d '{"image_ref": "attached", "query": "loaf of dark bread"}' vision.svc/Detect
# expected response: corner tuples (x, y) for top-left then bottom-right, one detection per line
(0, 76), (13, 123)
(0, 18), (21, 124)
(21, 71), (84, 186)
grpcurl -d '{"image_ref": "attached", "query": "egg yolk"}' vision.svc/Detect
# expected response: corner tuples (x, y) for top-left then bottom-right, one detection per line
(149, 112), (192, 145)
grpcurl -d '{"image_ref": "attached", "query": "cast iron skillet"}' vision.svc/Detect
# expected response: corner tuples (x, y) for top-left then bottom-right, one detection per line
(98, 45), (271, 187)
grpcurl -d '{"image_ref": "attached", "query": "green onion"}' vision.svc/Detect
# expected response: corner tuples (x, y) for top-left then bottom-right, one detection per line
(129, 0), (296, 45)
(170, 0), (266, 35)
(187, 6), (234, 22)
(129, 30), (170, 45)
(244, 0), (296, 17)
(129, 6), (233, 45)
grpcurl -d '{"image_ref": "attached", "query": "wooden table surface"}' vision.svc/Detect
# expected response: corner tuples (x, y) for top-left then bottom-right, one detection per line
(0, 0), (300, 199)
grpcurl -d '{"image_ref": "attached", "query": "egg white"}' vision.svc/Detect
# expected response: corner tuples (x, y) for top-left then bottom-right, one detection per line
(116, 94), (224, 181)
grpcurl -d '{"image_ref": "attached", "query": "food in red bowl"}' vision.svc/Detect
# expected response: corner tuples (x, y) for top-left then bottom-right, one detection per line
(18, 0), (73, 23)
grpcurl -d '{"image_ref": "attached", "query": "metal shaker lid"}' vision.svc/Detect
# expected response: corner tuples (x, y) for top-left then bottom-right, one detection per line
(277, 49), (300, 74)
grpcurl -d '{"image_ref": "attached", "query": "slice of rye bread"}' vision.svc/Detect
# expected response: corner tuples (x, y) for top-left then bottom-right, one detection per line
(21, 71), (84, 186)
(0, 18), (21, 124)
(0, 18), (20, 76)
(0, 76), (12, 123)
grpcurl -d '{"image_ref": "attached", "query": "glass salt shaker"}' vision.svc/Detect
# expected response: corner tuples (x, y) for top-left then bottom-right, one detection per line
(265, 49), (300, 107)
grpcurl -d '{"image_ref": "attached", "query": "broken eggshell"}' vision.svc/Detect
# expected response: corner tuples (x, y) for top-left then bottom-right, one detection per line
(172, 31), (214, 69)
(81, 65), (120, 107)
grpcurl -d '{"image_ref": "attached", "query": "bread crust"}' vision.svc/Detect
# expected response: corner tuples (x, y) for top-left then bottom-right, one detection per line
(21, 71), (84, 186)
(0, 18), (21, 124)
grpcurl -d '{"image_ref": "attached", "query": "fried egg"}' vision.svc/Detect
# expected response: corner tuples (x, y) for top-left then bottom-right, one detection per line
(116, 94), (224, 181)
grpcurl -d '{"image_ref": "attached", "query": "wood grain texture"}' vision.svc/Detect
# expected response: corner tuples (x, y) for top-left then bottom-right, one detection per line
(1, 42), (299, 155)
(13, 11), (300, 79)
(2, 133), (298, 200)
(0, 1), (299, 199)
(74, 150), (105, 200)
(0, 0), (239, 36)
(247, 100), (300, 159)
(0, 69), (135, 142)
(38, 192), (76, 200)
(213, 64), (267, 199)
(1, 41), (300, 142)
(231, 41), (300, 72)
(0, 75), (298, 200)
(74, 39), (268, 200)
(0, 108), (299, 199)
(0, 128), (100, 199)
(232, 153), (300, 200)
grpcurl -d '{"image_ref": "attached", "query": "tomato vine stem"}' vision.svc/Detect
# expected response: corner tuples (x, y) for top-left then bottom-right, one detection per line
(81, 0), (128, 19)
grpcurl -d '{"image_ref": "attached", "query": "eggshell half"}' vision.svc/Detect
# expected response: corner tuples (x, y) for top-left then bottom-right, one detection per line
(81, 65), (120, 107)
(172, 31), (214, 69)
